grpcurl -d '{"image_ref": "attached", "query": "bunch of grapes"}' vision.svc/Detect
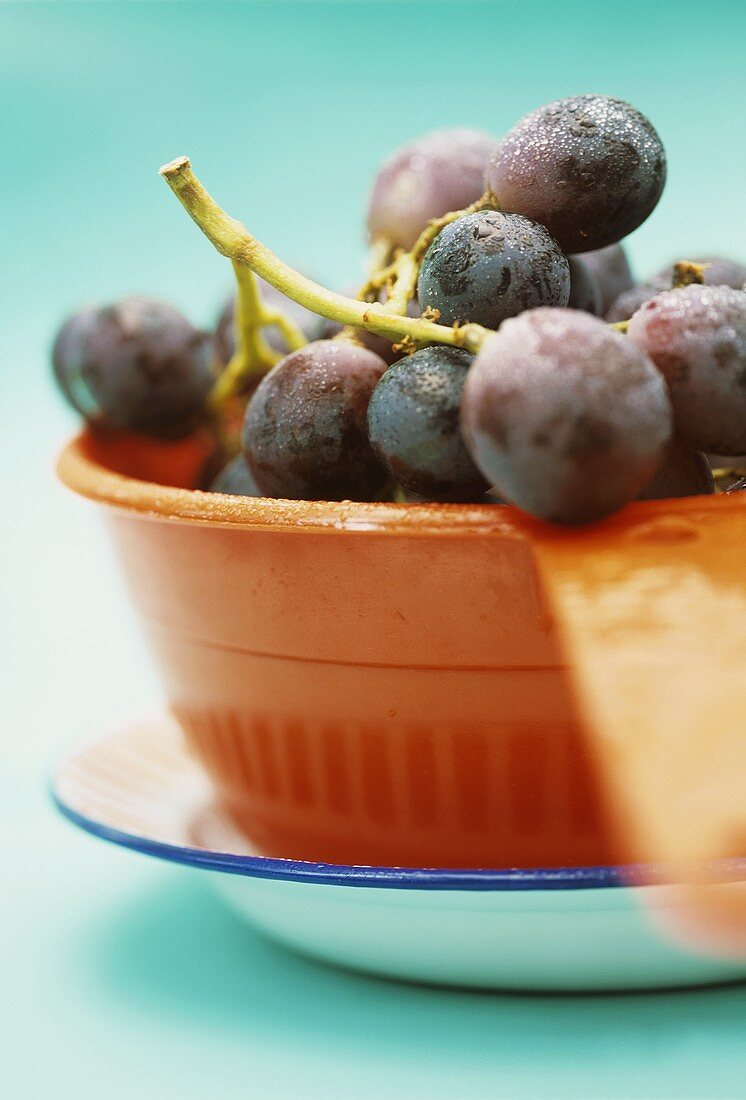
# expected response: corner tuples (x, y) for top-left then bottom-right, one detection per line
(52, 94), (746, 522)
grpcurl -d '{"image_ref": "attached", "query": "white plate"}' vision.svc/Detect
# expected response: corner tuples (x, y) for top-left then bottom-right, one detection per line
(52, 717), (746, 991)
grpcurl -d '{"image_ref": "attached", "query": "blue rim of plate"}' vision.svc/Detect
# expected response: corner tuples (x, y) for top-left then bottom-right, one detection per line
(52, 785), (746, 892)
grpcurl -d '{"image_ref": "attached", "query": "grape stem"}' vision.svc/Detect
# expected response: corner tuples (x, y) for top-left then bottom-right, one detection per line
(712, 466), (746, 492)
(208, 262), (308, 411)
(159, 157), (492, 355)
(672, 261), (706, 289)
(209, 264), (276, 410)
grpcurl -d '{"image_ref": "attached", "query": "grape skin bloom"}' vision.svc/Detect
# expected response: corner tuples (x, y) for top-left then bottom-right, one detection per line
(367, 346), (488, 501)
(52, 296), (214, 439)
(486, 95), (666, 254)
(417, 211), (570, 329)
(567, 257), (602, 315)
(367, 128), (498, 251)
(627, 285), (746, 455)
(605, 284), (660, 323)
(573, 243), (634, 315)
(243, 340), (388, 501)
(461, 309), (672, 524)
(209, 454), (262, 497)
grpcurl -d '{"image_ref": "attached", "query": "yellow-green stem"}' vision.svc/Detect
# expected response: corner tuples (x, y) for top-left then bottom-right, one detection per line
(208, 261), (309, 410)
(159, 157), (492, 355)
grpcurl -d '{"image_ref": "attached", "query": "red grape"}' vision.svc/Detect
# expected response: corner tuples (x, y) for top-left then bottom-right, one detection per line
(487, 95), (666, 253)
(243, 340), (388, 500)
(627, 285), (746, 454)
(52, 297), (214, 439)
(367, 129), (498, 250)
(574, 244), (634, 314)
(461, 309), (672, 523)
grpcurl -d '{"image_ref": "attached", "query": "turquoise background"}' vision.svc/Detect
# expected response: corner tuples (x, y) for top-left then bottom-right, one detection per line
(3, 2), (746, 1097)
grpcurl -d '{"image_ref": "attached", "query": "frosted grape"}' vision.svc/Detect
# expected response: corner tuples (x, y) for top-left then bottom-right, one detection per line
(461, 309), (672, 523)
(367, 129), (498, 250)
(487, 95), (666, 253)
(627, 285), (746, 454)
(243, 340), (388, 500)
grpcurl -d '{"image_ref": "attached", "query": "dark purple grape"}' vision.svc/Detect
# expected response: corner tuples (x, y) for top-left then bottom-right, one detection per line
(652, 256), (746, 292)
(51, 297), (214, 439)
(215, 278), (324, 367)
(209, 454), (262, 496)
(486, 95), (666, 253)
(605, 284), (660, 323)
(417, 211), (570, 329)
(243, 340), (388, 500)
(367, 346), (488, 501)
(460, 309), (672, 524)
(573, 244), (634, 314)
(627, 285), (746, 455)
(637, 440), (714, 500)
(401, 486), (505, 504)
(567, 257), (602, 314)
(51, 307), (105, 418)
(367, 129), (498, 251)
